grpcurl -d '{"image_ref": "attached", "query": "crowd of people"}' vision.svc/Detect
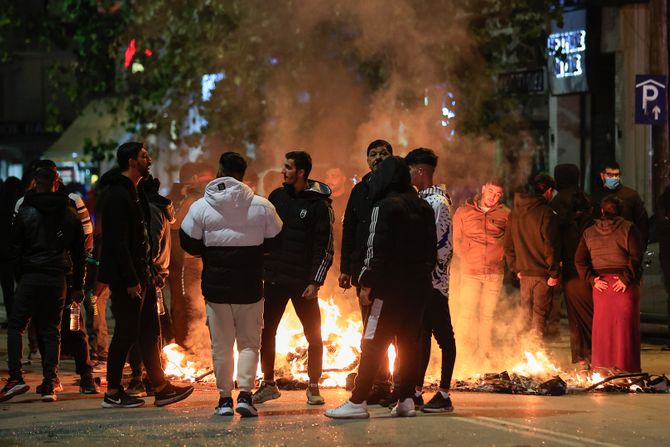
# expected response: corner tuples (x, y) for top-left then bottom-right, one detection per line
(0, 138), (657, 421)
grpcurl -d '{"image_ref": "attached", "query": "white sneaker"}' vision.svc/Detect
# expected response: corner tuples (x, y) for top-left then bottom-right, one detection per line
(325, 400), (369, 419)
(390, 397), (417, 417)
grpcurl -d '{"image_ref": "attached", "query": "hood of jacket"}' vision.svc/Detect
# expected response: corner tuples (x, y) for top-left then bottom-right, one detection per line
(22, 190), (69, 215)
(283, 179), (333, 200)
(368, 156), (413, 203)
(151, 194), (175, 223)
(99, 167), (136, 192)
(513, 192), (549, 213)
(594, 216), (626, 235)
(205, 176), (255, 212)
(554, 163), (580, 191)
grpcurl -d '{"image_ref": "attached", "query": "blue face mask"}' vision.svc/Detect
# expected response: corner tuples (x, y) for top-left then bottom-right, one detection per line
(604, 177), (620, 190)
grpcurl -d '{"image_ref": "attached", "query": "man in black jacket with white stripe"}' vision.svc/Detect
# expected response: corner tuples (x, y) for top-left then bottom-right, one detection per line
(254, 151), (334, 406)
(326, 156), (437, 419)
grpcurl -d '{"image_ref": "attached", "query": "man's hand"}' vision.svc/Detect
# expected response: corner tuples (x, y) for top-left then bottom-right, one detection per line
(547, 277), (559, 287)
(70, 289), (85, 304)
(154, 275), (166, 288)
(593, 276), (608, 292)
(302, 284), (320, 300)
(612, 276), (627, 293)
(358, 286), (372, 307)
(516, 272), (523, 280)
(127, 284), (142, 298)
(338, 273), (352, 290)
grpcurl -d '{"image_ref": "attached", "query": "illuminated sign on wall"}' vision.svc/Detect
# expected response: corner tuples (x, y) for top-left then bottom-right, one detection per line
(547, 9), (588, 95)
(548, 30), (586, 79)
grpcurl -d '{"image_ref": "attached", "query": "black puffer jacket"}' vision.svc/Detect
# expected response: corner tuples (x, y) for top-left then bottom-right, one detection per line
(265, 181), (334, 288)
(97, 169), (151, 289)
(10, 190), (86, 289)
(340, 172), (373, 284)
(358, 156), (437, 296)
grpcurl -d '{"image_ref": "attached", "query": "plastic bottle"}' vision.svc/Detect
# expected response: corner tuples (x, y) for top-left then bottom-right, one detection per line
(156, 287), (165, 316)
(70, 303), (81, 332)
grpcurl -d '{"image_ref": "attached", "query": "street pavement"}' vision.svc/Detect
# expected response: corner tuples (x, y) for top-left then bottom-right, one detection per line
(1, 327), (669, 447)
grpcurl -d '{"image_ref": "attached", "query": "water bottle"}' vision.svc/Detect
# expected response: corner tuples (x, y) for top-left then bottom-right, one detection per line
(88, 291), (99, 316)
(70, 303), (81, 332)
(156, 287), (165, 316)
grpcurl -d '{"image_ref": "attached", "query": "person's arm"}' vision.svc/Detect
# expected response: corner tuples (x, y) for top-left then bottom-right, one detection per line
(70, 193), (94, 254)
(101, 188), (139, 288)
(179, 200), (206, 257)
(429, 195), (452, 269)
(542, 209), (561, 279)
(574, 235), (597, 285)
(262, 201), (283, 252)
(309, 200), (334, 286)
(633, 195), (649, 248)
(503, 214), (517, 274)
(68, 209), (87, 295)
(8, 209), (26, 280)
(452, 207), (463, 258)
(358, 202), (393, 290)
(624, 225), (644, 285)
(340, 188), (358, 275)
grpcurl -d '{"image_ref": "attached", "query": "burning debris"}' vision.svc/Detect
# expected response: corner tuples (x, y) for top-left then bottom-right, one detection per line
(451, 352), (670, 395)
(161, 295), (669, 396)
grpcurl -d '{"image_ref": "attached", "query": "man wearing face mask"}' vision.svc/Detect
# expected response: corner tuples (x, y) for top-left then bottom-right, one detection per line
(591, 161), (648, 249)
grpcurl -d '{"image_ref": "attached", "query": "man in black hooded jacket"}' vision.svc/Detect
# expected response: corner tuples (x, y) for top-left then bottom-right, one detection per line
(97, 142), (192, 408)
(0, 167), (85, 403)
(504, 174), (561, 344)
(551, 164), (594, 366)
(326, 156), (437, 419)
(254, 151), (334, 406)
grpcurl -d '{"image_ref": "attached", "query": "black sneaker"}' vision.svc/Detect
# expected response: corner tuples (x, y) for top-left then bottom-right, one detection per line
(366, 384), (392, 405)
(79, 375), (100, 394)
(378, 389), (398, 408)
(154, 382), (194, 407)
(422, 392), (454, 413)
(412, 392), (425, 410)
(41, 383), (57, 402)
(126, 378), (146, 397)
(215, 397), (234, 416)
(102, 390), (145, 408)
(0, 378), (30, 402)
(36, 377), (63, 394)
(235, 391), (258, 418)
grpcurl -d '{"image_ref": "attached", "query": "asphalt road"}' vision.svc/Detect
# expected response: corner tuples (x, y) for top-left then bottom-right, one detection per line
(1, 343), (669, 447)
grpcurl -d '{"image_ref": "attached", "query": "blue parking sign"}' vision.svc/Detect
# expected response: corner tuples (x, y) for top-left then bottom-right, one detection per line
(635, 75), (667, 125)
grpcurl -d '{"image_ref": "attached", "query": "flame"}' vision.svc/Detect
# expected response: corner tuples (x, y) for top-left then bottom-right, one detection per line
(511, 351), (561, 378)
(162, 343), (211, 382)
(275, 297), (364, 387)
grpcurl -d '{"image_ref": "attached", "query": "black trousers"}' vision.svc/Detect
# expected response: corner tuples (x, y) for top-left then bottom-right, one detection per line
(0, 263), (15, 321)
(417, 288), (456, 390)
(351, 281), (429, 404)
(260, 283), (323, 383)
(107, 285), (165, 390)
(359, 296), (394, 386)
(563, 271), (593, 363)
(8, 277), (66, 384)
(60, 303), (94, 377)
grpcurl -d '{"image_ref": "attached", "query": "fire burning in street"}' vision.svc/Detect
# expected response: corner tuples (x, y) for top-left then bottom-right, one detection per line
(162, 296), (668, 394)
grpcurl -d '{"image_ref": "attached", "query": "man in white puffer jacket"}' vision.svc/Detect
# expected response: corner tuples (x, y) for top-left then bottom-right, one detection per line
(180, 152), (282, 418)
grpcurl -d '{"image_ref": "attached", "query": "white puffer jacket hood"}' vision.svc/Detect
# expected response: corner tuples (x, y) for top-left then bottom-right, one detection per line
(204, 177), (255, 224)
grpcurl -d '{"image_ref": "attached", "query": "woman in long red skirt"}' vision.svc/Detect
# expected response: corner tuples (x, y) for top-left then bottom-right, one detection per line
(575, 195), (643, 373)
